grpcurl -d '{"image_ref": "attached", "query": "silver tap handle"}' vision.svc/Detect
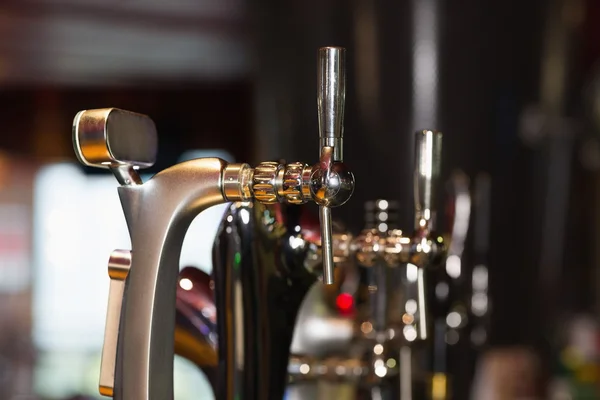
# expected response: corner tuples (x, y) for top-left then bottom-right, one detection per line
(72, 108), (158, 185)
(414, 130), (443, 230)
(318, 46), (346, 162)
(313, 47), (352, 285)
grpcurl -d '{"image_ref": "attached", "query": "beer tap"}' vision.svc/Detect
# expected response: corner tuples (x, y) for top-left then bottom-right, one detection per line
(316, 46), (348, 284)
(410, 129), (445, 344)
(72, 47), (354, 400)
(349, 130), (445, 342)
(427, 171), (471, 400)
(344, 130), (445, 398)
(282, 131), (446, 399)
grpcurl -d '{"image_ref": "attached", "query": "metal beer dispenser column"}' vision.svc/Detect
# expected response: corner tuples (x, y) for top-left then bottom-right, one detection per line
(72, 47), (354, 400)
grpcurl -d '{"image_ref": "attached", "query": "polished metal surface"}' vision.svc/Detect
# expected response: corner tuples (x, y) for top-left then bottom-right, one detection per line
(290, 283), (355, 356)
(166, 127), (450, 399)
(72, 108), (157, 171)
(314, 47), (352, 284)
(280, 130), (448, 399)
(99, 250), (131, 397)
(252, 161), (282, 203)
(351, 131), (446, 345)
(75, 46), (353, 400)
(422, 170), (473, 400)
(309, 150), (355, 284)
(320, 206), (335, 284)
(115, 156), (228, 400)
(318, 47), (346, 162)
(212, 201), (322, 399)
(411, 130), (443, 345)
(414, 129), (442, 230)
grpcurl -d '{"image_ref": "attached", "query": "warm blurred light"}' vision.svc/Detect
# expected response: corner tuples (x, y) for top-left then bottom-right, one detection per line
(336, 293), (354, 313)
(299, 364), (310, 374)
(472, 265), (488, 290)
(288, 236), (305, 250)
(446, 311), (461, 328)
(445, 254), (461, 278)
(361, 321), (373, 334)
(179, 278), (193, 291)
(431, 373), (447, 400)
(403, 325), (417, 342)
(375, 366), (387, 378)
(239, 208), (250, 224)
(406, 263), (418, 282)
(471, 293), (488, 316)
(405, 299), (418, 315)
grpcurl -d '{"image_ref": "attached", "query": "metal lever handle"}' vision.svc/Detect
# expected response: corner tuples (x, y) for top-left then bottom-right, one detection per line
(72, 108), (157, 185)
(313, 47), (352, 285)
(318, 47), (346, 162)
(99, 250), (131, 397)
(414, 130), (443, 231)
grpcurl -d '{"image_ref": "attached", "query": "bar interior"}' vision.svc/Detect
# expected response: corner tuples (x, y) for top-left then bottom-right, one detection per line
(0, 0), (599, 399)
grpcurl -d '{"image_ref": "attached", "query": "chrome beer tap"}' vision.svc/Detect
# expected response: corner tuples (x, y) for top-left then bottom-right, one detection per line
(282, 130), (447, 399)
(72, 46), (354, 400)
(346, 130), (446, 398)
(351, 130), (445, 339)
(426, 170), (471, 400)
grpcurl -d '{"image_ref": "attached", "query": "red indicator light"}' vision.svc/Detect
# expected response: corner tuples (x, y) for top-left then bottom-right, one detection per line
(336, 293), (354, 313)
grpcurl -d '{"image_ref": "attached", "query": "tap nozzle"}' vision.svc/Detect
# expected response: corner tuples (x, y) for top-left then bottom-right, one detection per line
(311, 46), (354, 284)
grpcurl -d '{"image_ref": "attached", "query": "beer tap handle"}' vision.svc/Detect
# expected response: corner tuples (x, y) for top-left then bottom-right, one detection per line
(411, 130), (442, 341)
(413, 130), (443, 232)
(311, 46), (353, 285)
(317, 47), (345, 161)
(72, 108), (158, 185)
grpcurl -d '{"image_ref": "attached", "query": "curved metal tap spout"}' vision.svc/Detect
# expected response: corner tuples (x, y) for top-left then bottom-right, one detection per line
(114, 157), (229, 400)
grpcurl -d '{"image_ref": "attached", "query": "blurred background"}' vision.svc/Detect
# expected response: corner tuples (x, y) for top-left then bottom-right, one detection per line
(1, 0), (600, 398)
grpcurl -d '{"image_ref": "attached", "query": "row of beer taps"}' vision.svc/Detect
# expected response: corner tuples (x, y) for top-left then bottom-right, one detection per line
(71, 46), (491, 399)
